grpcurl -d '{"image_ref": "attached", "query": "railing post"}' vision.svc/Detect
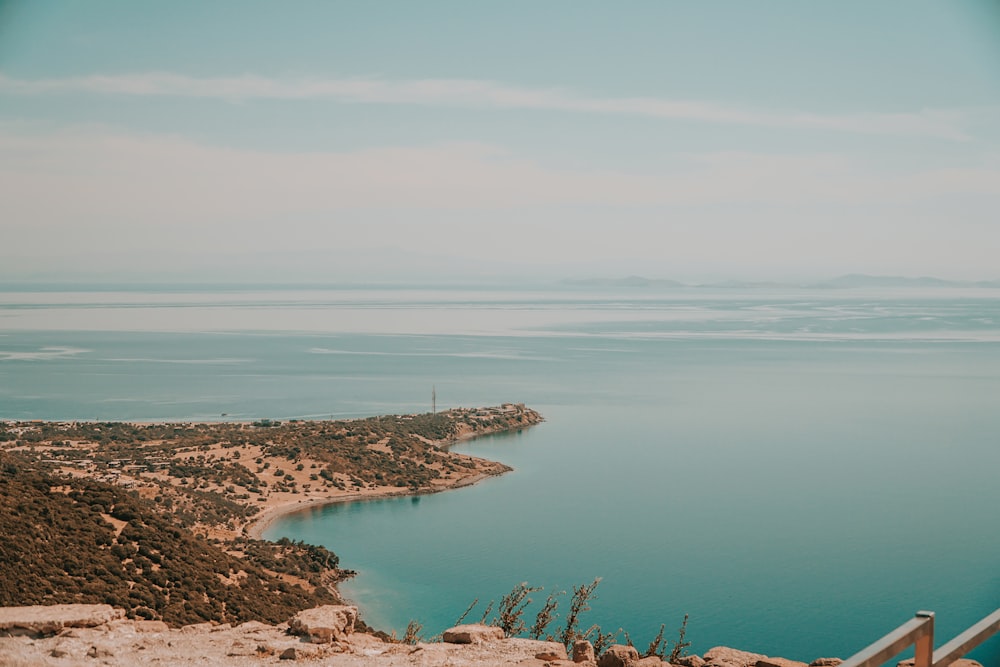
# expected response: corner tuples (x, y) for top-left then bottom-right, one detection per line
(840, 613), (935, 667)
(839, 608), (1000, 667)
(914, 611), (935, 667)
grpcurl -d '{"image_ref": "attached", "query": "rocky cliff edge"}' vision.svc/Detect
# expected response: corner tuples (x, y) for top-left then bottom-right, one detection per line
(0, 605), (985, 667)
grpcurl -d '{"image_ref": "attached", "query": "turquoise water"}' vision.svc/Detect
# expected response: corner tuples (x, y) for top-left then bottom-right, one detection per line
(2, 286), (998, 662)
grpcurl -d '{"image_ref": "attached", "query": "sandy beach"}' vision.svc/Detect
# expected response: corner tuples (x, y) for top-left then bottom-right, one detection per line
(243, 470), (497, 540)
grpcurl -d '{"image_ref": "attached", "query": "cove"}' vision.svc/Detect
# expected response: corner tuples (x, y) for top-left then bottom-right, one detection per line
(265, 337), (1000, 662)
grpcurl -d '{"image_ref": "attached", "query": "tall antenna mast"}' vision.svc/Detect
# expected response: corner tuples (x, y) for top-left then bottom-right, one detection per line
(432, 385), (436, 413)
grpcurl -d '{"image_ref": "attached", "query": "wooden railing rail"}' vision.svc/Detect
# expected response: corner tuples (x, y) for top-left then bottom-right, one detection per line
(838, 609), (1000, 667)
(932, 608), (1000, 667)
(839, 612), (934, 667)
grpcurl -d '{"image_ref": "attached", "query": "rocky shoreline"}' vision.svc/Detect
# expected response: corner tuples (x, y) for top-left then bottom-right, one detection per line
(0, 603), (860, 667)
(0, 605), (987, 667)
(241, 404), (544, 541)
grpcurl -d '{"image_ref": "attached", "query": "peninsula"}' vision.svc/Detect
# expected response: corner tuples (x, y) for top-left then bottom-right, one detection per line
(0, 404), (543, 627)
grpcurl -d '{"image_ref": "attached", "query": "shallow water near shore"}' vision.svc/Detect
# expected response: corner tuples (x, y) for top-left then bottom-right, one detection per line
(2, 284), (999, 662)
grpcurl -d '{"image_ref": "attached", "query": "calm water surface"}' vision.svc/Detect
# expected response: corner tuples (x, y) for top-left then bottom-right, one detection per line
(2, 285), (998, 662)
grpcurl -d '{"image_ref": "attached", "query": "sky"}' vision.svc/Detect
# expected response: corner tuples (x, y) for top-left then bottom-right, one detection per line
(1, 1), (999, 283)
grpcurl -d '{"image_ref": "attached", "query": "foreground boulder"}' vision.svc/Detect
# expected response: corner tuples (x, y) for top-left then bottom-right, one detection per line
(598, 644), (640, 667)
(675, 656), (707, 667)
(442, 624), (505, 644)
(0, 604), (124, 637)
(287, 605), (358, 644)
(757, 659), (807, 667)
(534, 642), (569, 661)
(574, 639), (597, 663)
(704, 647), (768, 667)
(636, 657), (666, 667)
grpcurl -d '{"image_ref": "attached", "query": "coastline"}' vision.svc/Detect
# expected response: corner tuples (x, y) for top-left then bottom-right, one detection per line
(0, 404), (544, 628)
(1, 405), (540, 545)
(242, 406), (541, 540)
(244, 470), (498, 540)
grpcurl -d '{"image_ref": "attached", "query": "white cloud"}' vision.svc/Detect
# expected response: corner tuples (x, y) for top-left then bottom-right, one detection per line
(0, 71), (971, 140)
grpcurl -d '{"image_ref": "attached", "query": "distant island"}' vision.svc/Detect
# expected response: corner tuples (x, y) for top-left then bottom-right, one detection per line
(560, 273), (1000, 289)
(0, 405), (543, 628)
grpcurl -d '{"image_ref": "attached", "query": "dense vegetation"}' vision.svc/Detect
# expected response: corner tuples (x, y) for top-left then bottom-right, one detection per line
(0, 405), (542, 628)
(0, 406), (539, 528)
(453, 579), (690, 661)
(0, 453), (338, 625)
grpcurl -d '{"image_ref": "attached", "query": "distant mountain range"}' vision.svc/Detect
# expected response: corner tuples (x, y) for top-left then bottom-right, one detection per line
(561, 274), (1000, 289)
(807, 274), (1000, 289)
(561, 275), (687, 288)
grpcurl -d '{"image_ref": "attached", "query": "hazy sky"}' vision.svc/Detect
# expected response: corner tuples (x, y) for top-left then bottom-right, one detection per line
(2, 1), (999, 282)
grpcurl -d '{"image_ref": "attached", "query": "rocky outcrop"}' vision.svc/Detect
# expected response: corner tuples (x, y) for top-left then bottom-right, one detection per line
(0, 604), (124, 636)
(134, 619), (170, 632)
(442, 623), (506, 644)
(0, 608), (567, 666)
(288, 605), (358, 643)
(0, 604), (898, 667)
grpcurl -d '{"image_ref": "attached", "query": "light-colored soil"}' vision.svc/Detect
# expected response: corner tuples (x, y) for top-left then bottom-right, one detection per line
(243, 469), (496, 540)
(0, 619), (566, 667)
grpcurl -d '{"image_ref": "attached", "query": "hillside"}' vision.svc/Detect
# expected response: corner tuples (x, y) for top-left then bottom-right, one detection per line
(0, 405), (543, 627)
(0, 458), (340, 626)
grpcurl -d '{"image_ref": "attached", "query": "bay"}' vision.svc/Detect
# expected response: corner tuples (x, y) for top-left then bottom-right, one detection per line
(2, 285), (998, 662)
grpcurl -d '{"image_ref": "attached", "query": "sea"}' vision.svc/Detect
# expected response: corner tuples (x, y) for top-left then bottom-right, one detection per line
(1, 283), (998, 664)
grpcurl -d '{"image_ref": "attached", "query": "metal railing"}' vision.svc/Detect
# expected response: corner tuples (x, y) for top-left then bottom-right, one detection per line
(840, 608), (1000, 667)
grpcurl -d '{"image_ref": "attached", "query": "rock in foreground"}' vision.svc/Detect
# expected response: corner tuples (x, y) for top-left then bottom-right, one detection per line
(703, 646), (768, 667)
(288, 604), (358, 643)
(442, 624), (506, 644)
(573, 639), (597, 663)
(0, 604), (592, 666)
(597, 644), (640, 667)
(0, 604), (124, 636)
